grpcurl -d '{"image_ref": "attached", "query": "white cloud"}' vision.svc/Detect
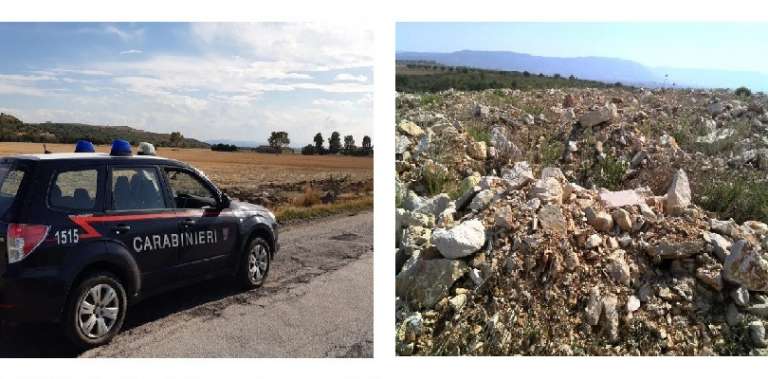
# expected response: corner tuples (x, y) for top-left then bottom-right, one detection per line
(0, 82), (47, 96)
(103, 25), (144, 42)
(334, 73), (367, 82)
(119, 49), (143, 55)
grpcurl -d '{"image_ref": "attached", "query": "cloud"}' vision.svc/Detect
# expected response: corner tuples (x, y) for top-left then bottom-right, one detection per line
(103, 25), (144, 42)
(119, 49), (143, 55)
(334, 73), (368, 82)
(0, 82), (47, 96)
(189, 22), (374, 70)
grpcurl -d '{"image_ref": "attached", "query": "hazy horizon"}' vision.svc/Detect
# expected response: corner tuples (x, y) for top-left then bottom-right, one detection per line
(397, 22), (768, 90)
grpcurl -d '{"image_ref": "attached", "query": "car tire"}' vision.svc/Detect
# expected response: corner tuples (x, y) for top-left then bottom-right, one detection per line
(63, 271), (127, 349)
(239, 236), (271, 289)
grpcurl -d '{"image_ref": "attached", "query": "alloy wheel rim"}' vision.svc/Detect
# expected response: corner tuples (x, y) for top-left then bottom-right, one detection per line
(248, 244), (269, 282)
(77, 283), (119, 339)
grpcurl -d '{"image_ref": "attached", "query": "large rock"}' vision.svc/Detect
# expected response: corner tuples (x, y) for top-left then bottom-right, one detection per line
(602, 294), (619, 342)
(405, 191), (452, 217)
(396, 259), (467, 309)
(648, 239), (704, 260)
(530, 177), (563, 204)
(665, 169), (691, 215)
(723, 240), (768, 291)
(579, 103), (618, 127)
(501, 161), (534, 189)
(490, 126), (522, 160)
(398, 120), (424, 137)
(611, 208), (633, 232)
(432, 219), (486, 259)
(599, 189), (645, 208)
(538, 204), (567, 234)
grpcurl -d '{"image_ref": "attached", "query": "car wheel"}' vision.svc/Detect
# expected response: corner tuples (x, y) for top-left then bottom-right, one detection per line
(239, 237), (271, 289)
(64, 272), (127, 349)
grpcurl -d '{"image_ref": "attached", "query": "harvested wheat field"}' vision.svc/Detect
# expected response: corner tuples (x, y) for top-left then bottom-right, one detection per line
(0, 142), (373, 221)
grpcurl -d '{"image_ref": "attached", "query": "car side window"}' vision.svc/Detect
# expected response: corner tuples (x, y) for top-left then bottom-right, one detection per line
(111, 167), (167, 211)
(164, 169), (217, 209)
(49, 169), (99, 211)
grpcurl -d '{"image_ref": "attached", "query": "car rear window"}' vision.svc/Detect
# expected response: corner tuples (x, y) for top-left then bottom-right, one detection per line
(50, 169), (99, 211)
(0, 164), (26, 216)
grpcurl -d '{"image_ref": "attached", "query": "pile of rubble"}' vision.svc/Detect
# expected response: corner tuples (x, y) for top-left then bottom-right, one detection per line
(395, 87), (768, 356)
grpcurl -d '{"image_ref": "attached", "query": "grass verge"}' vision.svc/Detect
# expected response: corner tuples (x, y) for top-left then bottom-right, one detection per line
(275, 195), (373, 223)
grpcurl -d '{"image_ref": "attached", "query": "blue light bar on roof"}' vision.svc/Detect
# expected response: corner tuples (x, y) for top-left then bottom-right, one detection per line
(110, 139), (132, 156)
(74, 140), (95, 153)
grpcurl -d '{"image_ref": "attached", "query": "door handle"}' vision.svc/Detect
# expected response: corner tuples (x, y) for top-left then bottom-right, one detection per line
(180, 219), (196, 228)
(111, 224), (131, 234)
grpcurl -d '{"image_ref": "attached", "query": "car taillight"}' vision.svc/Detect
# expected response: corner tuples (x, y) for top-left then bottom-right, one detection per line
(7, 223), (50, 264)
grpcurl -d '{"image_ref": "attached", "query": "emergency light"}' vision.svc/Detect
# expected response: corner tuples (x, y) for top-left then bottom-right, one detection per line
(137, 142), (157, 156)
(110, 139), (132, 156)
(74, 140), (95, 153)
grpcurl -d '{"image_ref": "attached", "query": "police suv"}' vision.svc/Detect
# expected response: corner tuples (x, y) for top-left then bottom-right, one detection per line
(0, 140), (278, 347)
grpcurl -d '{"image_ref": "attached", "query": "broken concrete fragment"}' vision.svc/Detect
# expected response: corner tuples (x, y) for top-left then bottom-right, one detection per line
(396, 259), (467, 309)
(537, 204), (567, 234)
(665, 169), (691, 215)
(723, 240), (768, 291)
(599, 189), (645, 208)
(649, 239), (705, 259)
(432, 219), (486, 259)
(584, 286), (602, 326)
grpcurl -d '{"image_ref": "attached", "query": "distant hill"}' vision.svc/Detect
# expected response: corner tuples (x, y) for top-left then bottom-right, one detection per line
(396, 61), (615, 93)
(0, 112), (209, 148)
(396, 50), (768, 91)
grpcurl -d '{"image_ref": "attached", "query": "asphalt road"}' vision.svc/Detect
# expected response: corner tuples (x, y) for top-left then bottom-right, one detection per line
(0, 211), (373, 358)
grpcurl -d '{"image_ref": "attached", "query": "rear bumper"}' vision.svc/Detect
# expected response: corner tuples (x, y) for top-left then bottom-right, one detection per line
(0, 267), (68, 323)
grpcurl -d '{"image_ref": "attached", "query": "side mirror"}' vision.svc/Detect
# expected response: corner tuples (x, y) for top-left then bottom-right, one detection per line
(218, 193), (231, 209)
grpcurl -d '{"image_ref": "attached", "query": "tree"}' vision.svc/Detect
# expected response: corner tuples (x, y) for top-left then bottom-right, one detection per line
(362, 136), (371, 149)
(313, 132), (324, 153)
(343, 135), (356, 152)
(268, 131), (290, 153)
(328, 131), (341, 154)
(301, 144), (316, 155)
(735, 86), (752, 97)
(169, 131), (183, 146)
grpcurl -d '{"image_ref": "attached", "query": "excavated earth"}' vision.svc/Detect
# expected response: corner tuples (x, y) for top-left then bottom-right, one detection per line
(395, 87), (768, 356)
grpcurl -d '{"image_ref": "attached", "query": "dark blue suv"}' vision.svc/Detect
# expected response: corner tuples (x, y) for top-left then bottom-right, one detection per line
(0, 142), (278, 348)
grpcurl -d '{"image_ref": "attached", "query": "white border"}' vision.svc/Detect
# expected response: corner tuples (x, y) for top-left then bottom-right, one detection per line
(3, 0), (768, 378)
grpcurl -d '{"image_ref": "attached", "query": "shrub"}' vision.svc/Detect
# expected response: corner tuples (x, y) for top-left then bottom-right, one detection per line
(294, 185), (322, 207)
(467, 125), (490, 144)
(211, 143), (238, 152)
(422, 164), (455, 196)
(301, 144), (316, 155)
(584, 155), (627, 190)
(698, 178), (768, 224)
(735, 86), (752, 97)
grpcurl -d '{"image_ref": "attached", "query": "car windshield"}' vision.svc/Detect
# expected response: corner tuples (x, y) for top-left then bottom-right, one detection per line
(0, 163), (25, 217)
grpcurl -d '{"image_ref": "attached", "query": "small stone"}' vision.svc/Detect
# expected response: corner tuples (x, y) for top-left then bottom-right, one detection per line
(501, 161), (534, 189)
(732, 287), (750, 307)
(467, 141), (487, 160)
(584, 286), (602, 326)
(602, 295), (619, 342)
(611, 208), (633, 232)
(398, 120), (424, 137)
(695, 267), (724, 291)
(586, 234), (602, 249)
(530, 177), (563, 204)
(606, 250), (631, 286)
(627, 296), (641, 313)
(494, 205), (515, 230)
(585, 207), (614, 232)
(469, 189), (494, 211)
(579, 103), (618, 127)
(449, 293), (468, 311)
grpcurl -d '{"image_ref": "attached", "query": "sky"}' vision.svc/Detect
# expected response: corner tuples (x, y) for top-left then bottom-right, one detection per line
(397, 22), (768, 74)
(0, 22), (373, 146)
